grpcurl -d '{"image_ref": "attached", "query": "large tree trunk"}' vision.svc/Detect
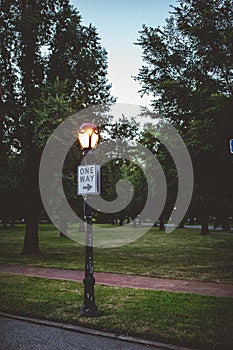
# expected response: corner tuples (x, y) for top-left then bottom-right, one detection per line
(0, 87), (5, 169)
(22, 199), (40, 255)
(159, 216), (165, 231)
(22, 152), (41, 255)
(178, 219), (185, 228)
(0, 88), (9, 227)
(222, 217), (230, 231)
(201, 216), (210, 235)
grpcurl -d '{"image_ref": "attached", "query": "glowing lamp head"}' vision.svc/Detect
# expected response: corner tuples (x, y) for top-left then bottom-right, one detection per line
(78, 123), (100, 149)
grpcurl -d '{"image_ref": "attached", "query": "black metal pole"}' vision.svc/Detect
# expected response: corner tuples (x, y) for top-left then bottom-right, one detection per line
(80, 149), (98, 317)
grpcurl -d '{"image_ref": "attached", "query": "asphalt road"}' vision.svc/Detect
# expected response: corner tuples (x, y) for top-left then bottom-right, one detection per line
(0, 317), (162, 350)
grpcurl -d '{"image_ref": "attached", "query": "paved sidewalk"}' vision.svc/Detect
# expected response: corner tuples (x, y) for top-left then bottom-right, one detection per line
(1, 264), (233, 298)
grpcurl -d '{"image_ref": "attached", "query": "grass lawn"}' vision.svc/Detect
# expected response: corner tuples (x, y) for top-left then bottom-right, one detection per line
(1, 224), (233, 349)
(0, 224), (233, 283)
(1, 274), (233, 349)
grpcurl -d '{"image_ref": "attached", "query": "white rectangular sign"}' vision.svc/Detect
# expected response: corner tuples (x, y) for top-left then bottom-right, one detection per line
(77, 164), (101, 195)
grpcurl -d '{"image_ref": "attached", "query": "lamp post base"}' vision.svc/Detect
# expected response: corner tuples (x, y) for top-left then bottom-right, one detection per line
(80, 304), (99, 317)
(80, 276), (98, 317)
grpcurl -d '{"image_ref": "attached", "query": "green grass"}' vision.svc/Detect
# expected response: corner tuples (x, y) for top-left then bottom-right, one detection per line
(0, 224), (233, 283)
(1, 225), (233, 349)
(1, 274), (233, 349)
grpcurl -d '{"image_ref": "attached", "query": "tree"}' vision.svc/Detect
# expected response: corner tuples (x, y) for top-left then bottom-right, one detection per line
(47, 3), (113, 107)
(136, 0), (233, 234)
(1, 0), (113, 254)
(139, 123), (179, 230)
(95, 116), (142, 225)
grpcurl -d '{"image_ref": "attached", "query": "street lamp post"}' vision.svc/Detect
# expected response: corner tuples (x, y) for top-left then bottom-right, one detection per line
(78, 123), (100, 317)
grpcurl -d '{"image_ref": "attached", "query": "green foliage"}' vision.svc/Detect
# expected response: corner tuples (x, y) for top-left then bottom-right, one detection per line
(136, 0), (233, 116)
(136, 0), (233, 226)
(0, 0), (114, 252)
(1, 0), (113, 153)
(32, 77), (73, 148)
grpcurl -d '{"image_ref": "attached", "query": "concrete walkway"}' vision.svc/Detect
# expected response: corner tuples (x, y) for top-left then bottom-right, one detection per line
(1, 264), (233, 298)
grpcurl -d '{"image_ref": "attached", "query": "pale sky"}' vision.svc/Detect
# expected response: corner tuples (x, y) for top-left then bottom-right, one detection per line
(71, 0), (177, 107)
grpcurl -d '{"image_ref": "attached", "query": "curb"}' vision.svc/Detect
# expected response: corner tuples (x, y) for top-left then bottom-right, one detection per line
(0, 312), (197, 350)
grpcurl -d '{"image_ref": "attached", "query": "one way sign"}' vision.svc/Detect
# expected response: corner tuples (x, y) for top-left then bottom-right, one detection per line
(77, 165), (101, 195)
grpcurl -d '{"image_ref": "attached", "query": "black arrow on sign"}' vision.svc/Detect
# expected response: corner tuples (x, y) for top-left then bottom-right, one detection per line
(83, 183), (92, 191)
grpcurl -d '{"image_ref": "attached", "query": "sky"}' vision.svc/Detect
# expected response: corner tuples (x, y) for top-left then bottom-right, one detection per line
(71, 0), (177, 107)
